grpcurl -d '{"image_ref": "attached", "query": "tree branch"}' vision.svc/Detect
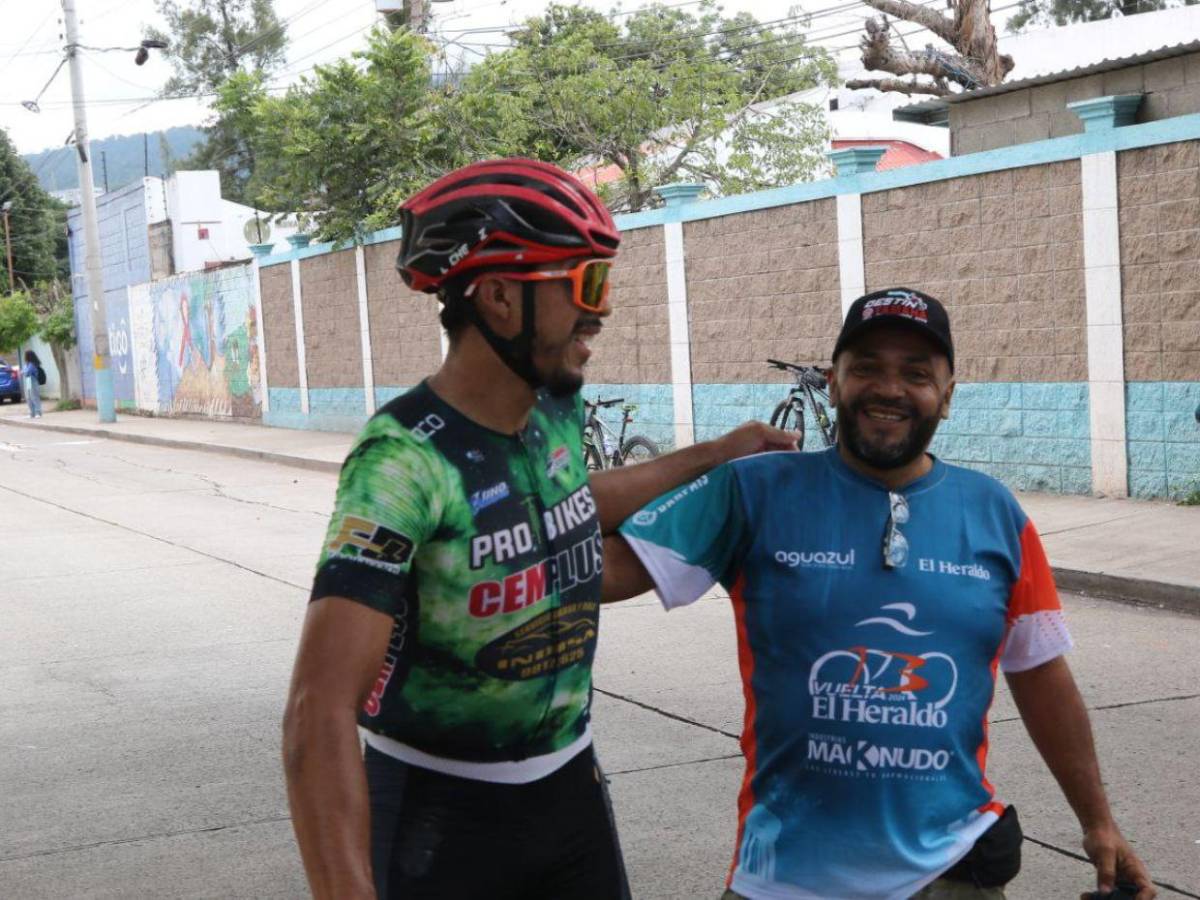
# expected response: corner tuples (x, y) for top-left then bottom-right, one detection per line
(844, 77), (951, 97)
(860, 0), (958, 45)
(859, 17), (983, 90)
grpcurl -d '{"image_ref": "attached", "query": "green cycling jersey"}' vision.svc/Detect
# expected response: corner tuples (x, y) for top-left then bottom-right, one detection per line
(310, 381), (603, 780)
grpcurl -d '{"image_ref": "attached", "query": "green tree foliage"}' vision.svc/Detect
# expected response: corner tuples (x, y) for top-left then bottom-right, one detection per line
(233, 2), (836, 239)
(229, 29), (462, 240)
(0, 293), (39, 353)
(147, 0), (289, 203)
(1008, 0), (1196, 31)
(454, 1), (838, 212)
(0, 129), (68, 294)
(33, 280), (78, 400)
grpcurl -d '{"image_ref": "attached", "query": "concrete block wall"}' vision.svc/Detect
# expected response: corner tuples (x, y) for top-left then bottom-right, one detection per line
(298, 250), (366, 429)
(951, 51), (1200, 156)
(685, 200), (841, 382)
(1117, 141), (1200, 499)
(364, 239), (442, 405)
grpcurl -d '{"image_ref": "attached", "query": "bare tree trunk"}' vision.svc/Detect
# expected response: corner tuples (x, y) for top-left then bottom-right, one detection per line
(854, 0), (1014, 96)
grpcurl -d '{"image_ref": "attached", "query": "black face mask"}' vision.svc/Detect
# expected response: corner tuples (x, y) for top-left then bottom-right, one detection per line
(836, 393), (942, 471)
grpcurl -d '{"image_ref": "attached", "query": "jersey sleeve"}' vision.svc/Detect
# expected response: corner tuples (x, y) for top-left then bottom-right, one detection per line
(310, 437), (440, 615)
(618, 463), (749, 610)
(1000, 519), (1074, 673)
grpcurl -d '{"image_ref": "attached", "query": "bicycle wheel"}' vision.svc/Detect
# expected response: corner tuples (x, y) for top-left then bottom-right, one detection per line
(770, 401), (806, 449)
(620, 435), (659, 465)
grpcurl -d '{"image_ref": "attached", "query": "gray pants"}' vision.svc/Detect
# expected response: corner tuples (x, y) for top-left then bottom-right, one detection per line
(721, 880), (1006, 899)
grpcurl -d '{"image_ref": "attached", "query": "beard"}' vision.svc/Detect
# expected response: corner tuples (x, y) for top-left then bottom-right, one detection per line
(536, 316), (601, 398)
(837, 395), (941, 470)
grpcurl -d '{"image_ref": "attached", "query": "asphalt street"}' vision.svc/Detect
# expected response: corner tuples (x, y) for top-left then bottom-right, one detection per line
(1, 422), (1196, 900)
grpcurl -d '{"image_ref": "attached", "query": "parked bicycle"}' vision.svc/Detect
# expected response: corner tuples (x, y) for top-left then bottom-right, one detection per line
(582, 398), (660, 470)
(767, 358), (838, 451)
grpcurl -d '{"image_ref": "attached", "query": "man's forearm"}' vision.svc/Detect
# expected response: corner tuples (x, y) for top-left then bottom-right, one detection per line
(1006, 657), (1114, 830)
(591, 440), (725, 534)
(283, 701), (376, 900)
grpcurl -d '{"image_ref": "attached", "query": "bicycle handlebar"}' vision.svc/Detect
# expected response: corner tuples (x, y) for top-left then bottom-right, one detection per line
(767, 359), (829, 388)
(585, 397), (625, 409)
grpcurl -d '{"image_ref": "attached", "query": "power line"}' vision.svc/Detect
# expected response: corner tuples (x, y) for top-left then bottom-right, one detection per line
(0, 8), (57, 76)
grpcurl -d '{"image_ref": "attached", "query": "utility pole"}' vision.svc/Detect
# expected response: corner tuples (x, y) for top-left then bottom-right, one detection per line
(101, 150), (109, 193)
(62, 0), (116, 422)
(144, 133), (149, 178)
(1, 201), (13, 293)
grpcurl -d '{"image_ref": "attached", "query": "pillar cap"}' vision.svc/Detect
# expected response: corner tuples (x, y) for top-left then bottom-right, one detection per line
(1067, 94), (1143, 131)
(828, 146), (889, 176)
(248, 243), (275, 257)
(654, 182), (706, 207)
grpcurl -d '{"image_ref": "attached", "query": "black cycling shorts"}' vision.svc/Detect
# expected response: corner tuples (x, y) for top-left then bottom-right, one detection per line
(365, 743), (631, 900)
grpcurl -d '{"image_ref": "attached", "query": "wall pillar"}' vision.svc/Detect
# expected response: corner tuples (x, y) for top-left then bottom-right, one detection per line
(251, 258), (270, 415)
(1072, 97), (1141, 497)
(354, 246), (376, 417)
(828, 147), (885, 319)
(290, 258), (310, 416)
(655, 183), (705, 449)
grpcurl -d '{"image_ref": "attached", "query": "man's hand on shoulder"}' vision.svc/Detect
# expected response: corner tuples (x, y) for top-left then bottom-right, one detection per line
(1080, 820), (1156, 900)
(710, 421), (799, 463)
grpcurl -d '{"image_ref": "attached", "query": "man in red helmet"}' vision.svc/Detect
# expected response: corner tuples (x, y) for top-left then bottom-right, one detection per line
(282, 159), (796, 899)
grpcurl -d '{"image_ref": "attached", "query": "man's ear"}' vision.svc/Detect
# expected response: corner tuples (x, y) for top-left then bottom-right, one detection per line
(940, 379), (956, 420)
(826, 362), (841, 405)
(472, 275), (520, 338)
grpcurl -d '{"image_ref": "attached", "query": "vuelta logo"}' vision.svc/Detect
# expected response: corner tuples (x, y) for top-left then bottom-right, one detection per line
(807, 603), (958, 730)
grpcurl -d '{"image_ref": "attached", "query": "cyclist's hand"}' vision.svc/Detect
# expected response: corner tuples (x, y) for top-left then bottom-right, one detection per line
(713, 422), (799, 461)
(1080, 822), (1155, 900)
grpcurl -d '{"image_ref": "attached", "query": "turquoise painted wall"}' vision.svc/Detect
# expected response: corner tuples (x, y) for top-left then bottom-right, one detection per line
(580, 384), (675, 452)
(1126, 382), (1200, 500)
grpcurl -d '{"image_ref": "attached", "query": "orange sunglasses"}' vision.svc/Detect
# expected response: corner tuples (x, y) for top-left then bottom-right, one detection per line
(466, 259), (614, 315)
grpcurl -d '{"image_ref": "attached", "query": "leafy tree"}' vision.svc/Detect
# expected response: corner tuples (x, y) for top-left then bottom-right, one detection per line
(147, 0), (289, 202)
(232, 28), (462, 240)
(1008, 0), (1196, 31)
(453, 1), (838, 211)
(31, 280), (77, 400)
(0, 293), (39, 356)
(0, 128), (67, 294)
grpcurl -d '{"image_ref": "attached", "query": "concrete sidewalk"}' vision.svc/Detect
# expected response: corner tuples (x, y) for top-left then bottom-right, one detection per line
(5, 408), (1198, 612)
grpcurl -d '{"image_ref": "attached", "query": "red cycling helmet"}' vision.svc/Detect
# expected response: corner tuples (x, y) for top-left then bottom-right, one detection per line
(397, 158), (620, 295)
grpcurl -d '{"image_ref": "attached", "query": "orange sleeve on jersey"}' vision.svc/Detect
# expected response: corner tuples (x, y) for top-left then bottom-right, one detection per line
(1008, 520), (1061, 620)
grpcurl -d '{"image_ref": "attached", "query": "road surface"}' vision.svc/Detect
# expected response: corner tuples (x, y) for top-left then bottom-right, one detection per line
(1, 423), (1196, 899)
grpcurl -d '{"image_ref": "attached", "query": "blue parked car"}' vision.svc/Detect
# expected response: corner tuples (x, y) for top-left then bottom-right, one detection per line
(0, 358), (23, 404)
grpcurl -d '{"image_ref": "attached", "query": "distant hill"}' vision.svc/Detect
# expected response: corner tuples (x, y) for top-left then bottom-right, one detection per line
(23, 126), (206, 194)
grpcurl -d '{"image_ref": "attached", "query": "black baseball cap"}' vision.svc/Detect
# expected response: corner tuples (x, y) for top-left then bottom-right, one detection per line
(833, 287), (954, 371)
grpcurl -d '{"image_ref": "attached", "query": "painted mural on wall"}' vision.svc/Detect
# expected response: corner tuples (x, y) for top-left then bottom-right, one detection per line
(128, 265), (262, 418)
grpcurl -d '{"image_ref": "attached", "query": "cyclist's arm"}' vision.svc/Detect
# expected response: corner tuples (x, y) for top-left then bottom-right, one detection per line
(601, 534), (654, 602)
(590, 421), (796, 534)
(282, 597), (393, 900)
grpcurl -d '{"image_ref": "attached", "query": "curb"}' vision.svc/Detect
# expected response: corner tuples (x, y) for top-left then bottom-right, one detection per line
(0, 416), (343, 475)
(5, 416), (1198, 616)
(1052, 568), (1200, 617)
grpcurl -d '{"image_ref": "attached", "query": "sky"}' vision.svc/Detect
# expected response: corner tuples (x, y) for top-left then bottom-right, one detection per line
(1, 0), (1020, 157)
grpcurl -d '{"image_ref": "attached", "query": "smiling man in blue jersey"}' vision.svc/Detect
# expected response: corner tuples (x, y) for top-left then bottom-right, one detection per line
(602, 288), (1156, 900)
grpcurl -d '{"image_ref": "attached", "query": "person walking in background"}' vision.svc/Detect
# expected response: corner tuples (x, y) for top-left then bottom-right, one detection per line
(23, 350), (42, 418)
